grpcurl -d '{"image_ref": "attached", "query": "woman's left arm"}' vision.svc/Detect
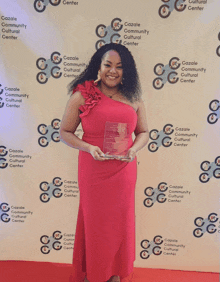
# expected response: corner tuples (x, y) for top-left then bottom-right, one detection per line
(122, 99), (149, 162)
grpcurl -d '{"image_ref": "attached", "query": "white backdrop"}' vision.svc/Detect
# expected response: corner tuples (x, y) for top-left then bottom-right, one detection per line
(0, 0), (219, 273)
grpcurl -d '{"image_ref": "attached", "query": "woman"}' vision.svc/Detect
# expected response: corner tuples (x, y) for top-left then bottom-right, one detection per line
(60, 43), (149, 282)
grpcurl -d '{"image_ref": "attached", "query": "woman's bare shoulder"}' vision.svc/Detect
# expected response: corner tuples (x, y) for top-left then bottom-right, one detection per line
(69, 91), (85, 105)
(135, 97), (145, 111)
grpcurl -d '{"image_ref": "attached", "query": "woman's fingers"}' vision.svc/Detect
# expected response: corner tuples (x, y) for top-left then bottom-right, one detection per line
(97, 147), (105, 157)
(95, 152), (106, 161)
(120, 149), (136, 162)
(120, 157), (132, 162)
(90, 146), (136, 162)
(91, 146), (108, 161)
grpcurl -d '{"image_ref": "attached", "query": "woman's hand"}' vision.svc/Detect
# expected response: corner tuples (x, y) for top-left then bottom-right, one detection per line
(120, 148), (137, 162)
(89, 145), (108, 161)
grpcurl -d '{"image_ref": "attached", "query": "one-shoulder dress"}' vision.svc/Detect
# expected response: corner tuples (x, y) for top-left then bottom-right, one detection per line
(72, 80), (137, 282)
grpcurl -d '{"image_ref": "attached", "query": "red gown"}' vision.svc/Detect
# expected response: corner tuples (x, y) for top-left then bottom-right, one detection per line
(72, 80), (137, 282)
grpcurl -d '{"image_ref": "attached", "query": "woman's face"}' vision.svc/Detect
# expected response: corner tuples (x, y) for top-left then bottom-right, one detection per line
(99, 50), (123, 88)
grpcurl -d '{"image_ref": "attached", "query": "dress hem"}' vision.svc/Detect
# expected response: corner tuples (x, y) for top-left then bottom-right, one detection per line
(85, 264), (135, 282)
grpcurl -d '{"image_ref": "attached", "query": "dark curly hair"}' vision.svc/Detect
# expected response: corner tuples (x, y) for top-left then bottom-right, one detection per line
(68, 43), (141, 102)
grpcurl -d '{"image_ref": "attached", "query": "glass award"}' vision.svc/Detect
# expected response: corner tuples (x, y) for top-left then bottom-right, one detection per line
(103, 121), (131, 159)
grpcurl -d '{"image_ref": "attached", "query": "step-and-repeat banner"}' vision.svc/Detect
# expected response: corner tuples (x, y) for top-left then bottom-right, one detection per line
(0, 0), (219, 273)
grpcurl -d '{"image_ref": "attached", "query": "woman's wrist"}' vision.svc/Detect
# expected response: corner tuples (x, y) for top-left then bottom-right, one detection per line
(131, 131), (149, 154)
(129, 147), (138, 154)
(84, 143), (93, 154)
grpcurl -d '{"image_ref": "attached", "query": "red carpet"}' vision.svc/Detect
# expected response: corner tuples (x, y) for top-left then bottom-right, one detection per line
(0, 261), (218, 282)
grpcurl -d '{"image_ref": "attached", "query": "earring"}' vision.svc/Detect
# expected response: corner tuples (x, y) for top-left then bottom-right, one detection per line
(94, 70), (101, 83)
(120, 78), (124, 85)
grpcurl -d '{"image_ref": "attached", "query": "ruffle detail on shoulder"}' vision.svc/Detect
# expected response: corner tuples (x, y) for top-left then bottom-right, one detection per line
(72, 80), (101, 117)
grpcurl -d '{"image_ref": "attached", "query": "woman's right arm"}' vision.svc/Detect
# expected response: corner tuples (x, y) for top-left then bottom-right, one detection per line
(60, 91), (107, 160)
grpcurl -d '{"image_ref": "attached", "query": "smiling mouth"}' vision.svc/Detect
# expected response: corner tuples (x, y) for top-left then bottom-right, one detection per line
(107, 75), (119, 80)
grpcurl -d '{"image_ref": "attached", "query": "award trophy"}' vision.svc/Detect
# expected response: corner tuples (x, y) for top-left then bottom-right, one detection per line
(102, 121), (131, 160)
